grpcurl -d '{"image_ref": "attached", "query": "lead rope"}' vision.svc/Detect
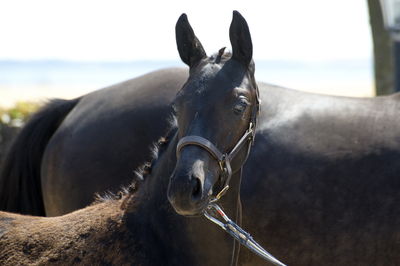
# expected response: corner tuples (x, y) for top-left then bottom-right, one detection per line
(204, 203), (287, 266)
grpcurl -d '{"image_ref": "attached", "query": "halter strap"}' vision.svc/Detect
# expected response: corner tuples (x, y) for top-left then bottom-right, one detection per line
(176, 122), (255, 200)
(176, 125), (254, 164)
(227, 124), (254, 162)
(176, 136), (224, 162)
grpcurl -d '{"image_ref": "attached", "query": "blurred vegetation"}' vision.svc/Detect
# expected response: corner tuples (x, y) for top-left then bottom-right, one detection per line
(0, 101), (41, 127)
(0, 101), (42, 165)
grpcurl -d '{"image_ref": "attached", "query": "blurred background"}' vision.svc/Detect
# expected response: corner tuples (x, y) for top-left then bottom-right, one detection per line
(1, 0), (398, 110)
(0, 0), (378, 108)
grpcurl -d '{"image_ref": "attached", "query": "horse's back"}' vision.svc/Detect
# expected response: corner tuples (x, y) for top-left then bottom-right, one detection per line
(0, 211), (16, 239)
(41, 71), (400, 219)
(258, 84), (400, 153)
(241, 84), (400, 265)
(0, 211), (40, 264)
(0, 200), (130, 265)
(41, 68), (188, 215)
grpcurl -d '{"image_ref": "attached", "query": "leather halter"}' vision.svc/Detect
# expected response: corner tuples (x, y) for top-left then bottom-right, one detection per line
(176, 85), (260, 200)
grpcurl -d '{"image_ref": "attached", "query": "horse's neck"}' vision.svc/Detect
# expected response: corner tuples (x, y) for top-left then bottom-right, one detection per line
(127, 134), (242, 266)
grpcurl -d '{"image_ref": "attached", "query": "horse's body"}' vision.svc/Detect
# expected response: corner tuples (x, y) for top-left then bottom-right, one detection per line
(42, 67), (187, 215)
(240, 86), (400, 265)
(2, 14), (400, 266)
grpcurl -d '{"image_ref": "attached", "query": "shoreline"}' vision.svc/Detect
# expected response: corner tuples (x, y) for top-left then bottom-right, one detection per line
(0, 81), (374, 108)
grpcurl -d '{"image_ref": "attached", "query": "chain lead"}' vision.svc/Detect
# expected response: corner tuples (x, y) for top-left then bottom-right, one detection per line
(204, 203), (287, 266)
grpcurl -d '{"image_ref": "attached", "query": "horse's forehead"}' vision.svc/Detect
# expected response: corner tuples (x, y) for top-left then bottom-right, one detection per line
(186, 63), (239, 95)
(193, 64), (223, 85)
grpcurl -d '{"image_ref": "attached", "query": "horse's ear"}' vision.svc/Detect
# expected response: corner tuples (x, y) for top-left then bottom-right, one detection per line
(229, 11), (253, 67)
(176, 14), (206, 67)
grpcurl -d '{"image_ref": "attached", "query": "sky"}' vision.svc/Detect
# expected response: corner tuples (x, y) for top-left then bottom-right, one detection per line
(0, 0), (372, 62)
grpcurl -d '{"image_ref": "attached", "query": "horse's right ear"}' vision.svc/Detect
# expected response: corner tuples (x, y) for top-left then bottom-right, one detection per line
(229, 11), (253, 67)
(175, 14), (206, 67)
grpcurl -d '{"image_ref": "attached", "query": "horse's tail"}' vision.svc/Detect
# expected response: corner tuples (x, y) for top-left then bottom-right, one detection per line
(0, 98), (81, 216)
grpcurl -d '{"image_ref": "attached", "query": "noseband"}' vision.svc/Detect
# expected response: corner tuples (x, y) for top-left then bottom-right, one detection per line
(176, 85), (260, 200)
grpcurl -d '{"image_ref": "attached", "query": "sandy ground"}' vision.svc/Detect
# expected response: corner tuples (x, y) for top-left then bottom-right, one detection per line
(0, 81), (375, 108)
(287, 80), (375, 98)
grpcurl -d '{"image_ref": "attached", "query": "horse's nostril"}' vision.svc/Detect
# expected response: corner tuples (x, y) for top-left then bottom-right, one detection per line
(191, 177), (202, 200)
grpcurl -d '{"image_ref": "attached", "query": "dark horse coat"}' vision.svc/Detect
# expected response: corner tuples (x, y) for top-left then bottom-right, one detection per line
(3, 67), (400, 265)
(0, 129), (242, 266)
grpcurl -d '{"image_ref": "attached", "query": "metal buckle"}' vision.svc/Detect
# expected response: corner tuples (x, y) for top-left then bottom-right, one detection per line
(213, 154), (232, 201)
(218, 155), (226, 172)
(213, 185), (229, 201)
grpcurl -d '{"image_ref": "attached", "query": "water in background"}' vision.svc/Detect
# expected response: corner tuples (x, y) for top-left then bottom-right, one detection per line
(0, 59), (373, 107)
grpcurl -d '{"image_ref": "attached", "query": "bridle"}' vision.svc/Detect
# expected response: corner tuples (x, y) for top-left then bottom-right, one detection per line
(175, 83), (260, 201)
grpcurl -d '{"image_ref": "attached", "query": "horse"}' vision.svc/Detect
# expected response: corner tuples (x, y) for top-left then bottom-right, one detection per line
(0, 125), (242, 265)
(2, 11), (400, 266)
(0, 11), (263, 266)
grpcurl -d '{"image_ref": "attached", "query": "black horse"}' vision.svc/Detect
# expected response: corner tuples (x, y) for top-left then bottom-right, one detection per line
(0, 12), (261, 265)
(1, 11), (265, 265)
(2, 11), (400, 266)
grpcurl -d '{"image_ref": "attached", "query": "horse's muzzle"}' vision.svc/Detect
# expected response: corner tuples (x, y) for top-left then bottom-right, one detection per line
(167, 158), (217, 216)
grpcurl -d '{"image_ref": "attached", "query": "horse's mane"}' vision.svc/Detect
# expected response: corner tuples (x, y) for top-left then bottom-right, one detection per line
(133, 114), (178, 183)
(210, 48), (255, 74)
(94, 114), (178, 203)
(210, 47), (231, 64)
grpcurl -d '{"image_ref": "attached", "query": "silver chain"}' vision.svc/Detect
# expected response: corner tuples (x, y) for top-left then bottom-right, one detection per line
(204, 203), (287, 266)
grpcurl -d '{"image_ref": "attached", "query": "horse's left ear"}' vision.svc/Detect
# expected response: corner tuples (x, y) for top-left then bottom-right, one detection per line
(176, 13), (206, 67)
(229, 11), (253, 67)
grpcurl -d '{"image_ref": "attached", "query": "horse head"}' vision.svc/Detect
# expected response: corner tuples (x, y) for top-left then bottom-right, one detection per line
(167, 11), (260, 216)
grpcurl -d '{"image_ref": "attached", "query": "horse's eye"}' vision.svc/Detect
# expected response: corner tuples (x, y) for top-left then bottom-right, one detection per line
(233, 98), (249, 115)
